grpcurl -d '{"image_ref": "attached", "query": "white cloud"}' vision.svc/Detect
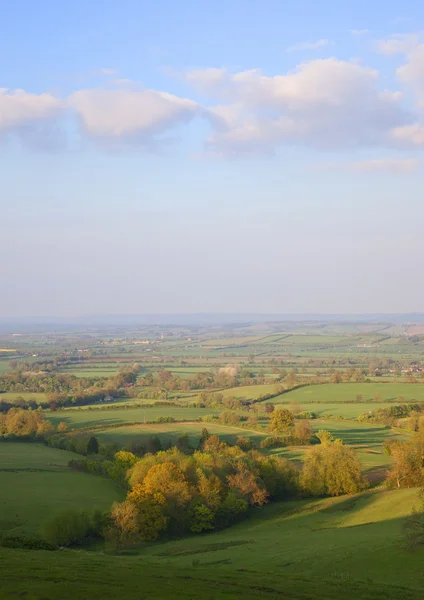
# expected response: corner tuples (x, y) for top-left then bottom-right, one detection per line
(375, 34), (418, 56)
(391, 123), (424, 144)
(320, 158), (418, 172)
(286, 39), (333, 53)
(187, 59), (411, 155)
(69, 88), (200, 140)
(397, 44), (424, 87)
(0, 89), (63, 131)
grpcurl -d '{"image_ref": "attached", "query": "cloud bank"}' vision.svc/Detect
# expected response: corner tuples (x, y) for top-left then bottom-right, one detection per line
(2, 39), (424, 156)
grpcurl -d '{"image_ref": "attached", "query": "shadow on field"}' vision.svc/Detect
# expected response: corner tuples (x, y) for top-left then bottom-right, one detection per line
(324, 426), (392, 446)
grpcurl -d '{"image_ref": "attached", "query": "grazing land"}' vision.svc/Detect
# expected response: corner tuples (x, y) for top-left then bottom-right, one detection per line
(272, 383), (424, 406)
(0, 443), (123, 537)
(2, 317), (424, 598)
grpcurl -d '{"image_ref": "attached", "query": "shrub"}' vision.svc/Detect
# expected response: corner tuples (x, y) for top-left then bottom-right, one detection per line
(0, 535), (55, 551)
(260, 436), (286, 449)
(42, 509), (92, 547)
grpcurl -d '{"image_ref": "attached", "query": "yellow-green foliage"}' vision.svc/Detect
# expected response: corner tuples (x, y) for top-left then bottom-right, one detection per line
(108, 444), (299, 545)
(301, 439), (364, 496)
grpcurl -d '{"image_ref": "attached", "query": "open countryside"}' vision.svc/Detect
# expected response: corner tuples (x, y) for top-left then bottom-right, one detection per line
(1, 317), (424, 598)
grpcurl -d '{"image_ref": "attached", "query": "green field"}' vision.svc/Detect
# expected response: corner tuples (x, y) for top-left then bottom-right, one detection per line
(277, 402), (402, 419)
(1, 488), (423, 599)
(0, 392), (48, 402)
(0, 443), (124, 537)
(48, 406), (222, 430)
(220, 383), (282, 399)
(272, 383), (424, 406)
(94, 421), (268, 446)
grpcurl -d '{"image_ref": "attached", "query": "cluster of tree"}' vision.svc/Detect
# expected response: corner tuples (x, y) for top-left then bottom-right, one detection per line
(107, 443), (299, 547)
(359, 404), (423, 426)
(269, 408), (315, 444)
(0, 408), (54, 437)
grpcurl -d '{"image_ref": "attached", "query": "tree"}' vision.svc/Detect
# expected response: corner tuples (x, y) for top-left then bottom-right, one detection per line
(294, 420), (313, 443)
(236, 435), (255, 451)
(86, 436), (99, 455)
(189, 503), (215, 533)
(316, 430), (334, 446)
(57, 421), (68, 433)
(269, 409), (294, 434)
(107, 501), (140, 549)
(386, 433), (424, 489)
(176, 433), (190, 454)
(227, 467), (269, 506)
(301, 440), (364, 496)
(200, 428), (210, 448)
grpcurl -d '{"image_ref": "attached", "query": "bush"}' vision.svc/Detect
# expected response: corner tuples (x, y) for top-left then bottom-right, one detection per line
(0, 535), (55, 551)
(260, 436), (286, 449)
(42, 509), (92, 547)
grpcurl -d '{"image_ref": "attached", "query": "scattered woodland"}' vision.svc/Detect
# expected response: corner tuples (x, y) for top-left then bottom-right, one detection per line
(1, 318), (424, 599)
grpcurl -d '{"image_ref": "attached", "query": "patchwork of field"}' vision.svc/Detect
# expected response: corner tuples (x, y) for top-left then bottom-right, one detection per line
(0, 443), (123, 537)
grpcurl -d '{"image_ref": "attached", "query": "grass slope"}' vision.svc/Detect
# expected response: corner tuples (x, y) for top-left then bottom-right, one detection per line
(1, 489), (423, 599)
(0, 443), (123, 537)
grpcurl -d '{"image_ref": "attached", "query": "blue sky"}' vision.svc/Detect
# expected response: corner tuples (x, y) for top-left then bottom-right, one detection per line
(1, 0), (424, 316)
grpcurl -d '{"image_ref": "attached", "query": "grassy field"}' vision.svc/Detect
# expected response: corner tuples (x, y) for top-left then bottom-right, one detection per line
(48, 406), (222, 430)
(137, 488), (424, 589)
(0, 443), (123, 537)
(278, 402), (401, 419)
(220, 383), (282, 400)
(272, 383), (424, 405)
(94, 421), (268, 446)
(0, 392), (48, 402)
(2, 547), (422, 600)
(2, 488), (423, 599)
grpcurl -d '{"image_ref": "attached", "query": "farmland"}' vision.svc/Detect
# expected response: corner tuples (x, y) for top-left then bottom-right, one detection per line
(0, 444), (123, 537)
(272, 383), (424, 405)
(2, 317), (424, 599)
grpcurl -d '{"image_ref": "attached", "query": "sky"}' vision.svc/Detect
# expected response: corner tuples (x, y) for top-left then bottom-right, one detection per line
(1, 0), (424, 317)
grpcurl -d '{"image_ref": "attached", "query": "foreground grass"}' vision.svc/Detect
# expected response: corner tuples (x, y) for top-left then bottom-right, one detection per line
(137, 489), (424, 589)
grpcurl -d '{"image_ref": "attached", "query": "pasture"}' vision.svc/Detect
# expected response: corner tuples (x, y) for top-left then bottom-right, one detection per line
(220, 383), (282, 399)
(0, 392), (48, 403)
(271, 383), (424, 406)
(0, 443), (123, 537)
(93, 421), (268, 446)
(48, 405), (222, 430)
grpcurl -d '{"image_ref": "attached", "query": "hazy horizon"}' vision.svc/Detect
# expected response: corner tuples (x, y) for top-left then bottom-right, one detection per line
(2, 0), (424, 317)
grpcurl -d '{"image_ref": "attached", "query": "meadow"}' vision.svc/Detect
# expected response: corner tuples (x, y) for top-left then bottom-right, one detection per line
(94, 421), (268, 446)
(0, 443), (124, 537)
(1, 489), (423, 599)
(272, 383), (424, 405)
(48, 405), (222, 430)
(0, 392), (48, 402)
